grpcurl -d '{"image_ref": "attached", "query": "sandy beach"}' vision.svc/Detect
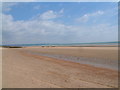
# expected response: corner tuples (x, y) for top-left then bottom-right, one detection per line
(2, 46), (118, 88)
(0, 47), (2, 89)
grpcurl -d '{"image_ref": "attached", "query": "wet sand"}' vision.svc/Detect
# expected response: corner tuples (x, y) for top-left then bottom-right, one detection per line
(2, 47), (118, 88)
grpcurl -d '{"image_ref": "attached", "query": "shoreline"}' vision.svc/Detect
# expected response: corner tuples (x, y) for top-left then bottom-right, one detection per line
(1, 44), (118, 48)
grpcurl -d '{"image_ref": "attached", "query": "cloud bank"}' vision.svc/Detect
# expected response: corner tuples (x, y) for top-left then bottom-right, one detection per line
(2, 13), (118, 44)
(2, 2), (118, 45)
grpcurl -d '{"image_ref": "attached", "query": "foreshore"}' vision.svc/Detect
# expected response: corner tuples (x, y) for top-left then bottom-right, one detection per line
(2, 46), (118, 88)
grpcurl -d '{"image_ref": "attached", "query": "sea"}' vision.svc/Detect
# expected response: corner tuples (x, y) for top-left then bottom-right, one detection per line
(1, 41), (119, 47)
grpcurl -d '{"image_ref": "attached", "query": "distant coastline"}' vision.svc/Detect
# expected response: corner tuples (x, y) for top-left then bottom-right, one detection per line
(1, 41), (119, 47)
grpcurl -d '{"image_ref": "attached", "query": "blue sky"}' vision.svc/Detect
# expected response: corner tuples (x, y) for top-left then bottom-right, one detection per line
(2, 2), (118, 44)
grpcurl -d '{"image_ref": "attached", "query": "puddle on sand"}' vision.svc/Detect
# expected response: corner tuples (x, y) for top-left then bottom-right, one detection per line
(27, 51), (118, 71)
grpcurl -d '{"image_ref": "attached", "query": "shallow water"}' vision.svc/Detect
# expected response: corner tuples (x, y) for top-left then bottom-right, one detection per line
(26, 51), (118, 71)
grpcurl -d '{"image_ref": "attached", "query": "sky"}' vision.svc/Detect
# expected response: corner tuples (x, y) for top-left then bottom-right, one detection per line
(1, 2), (118, 45)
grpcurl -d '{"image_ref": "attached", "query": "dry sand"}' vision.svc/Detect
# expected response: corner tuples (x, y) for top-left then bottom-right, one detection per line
(2, 47), (118, 88)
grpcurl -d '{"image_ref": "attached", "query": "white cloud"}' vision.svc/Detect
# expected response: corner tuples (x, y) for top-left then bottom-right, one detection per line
(76, 10), (104, 23)
(59, 8), (64, 14)
(40, 10), (57, 20)
(39, 10), (62, 20)
(2, 13), (118, 45)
